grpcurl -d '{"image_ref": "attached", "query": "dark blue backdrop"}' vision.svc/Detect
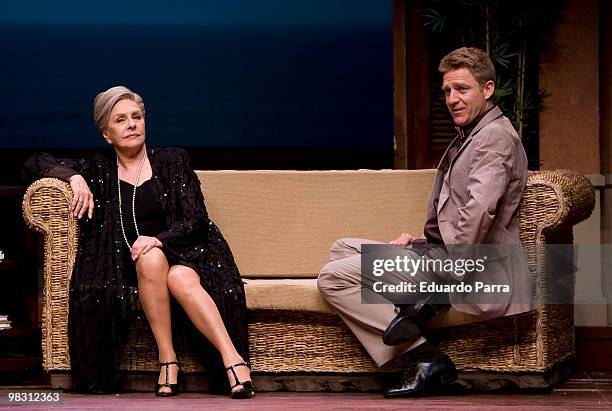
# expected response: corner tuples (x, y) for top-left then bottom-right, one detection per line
(0, 1), (393, 149)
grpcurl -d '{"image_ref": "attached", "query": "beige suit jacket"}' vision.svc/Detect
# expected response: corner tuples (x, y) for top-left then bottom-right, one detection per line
(427, 106), (534, 317)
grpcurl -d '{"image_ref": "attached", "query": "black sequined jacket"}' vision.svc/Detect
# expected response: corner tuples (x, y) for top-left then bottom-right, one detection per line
(24, 147), (249, 393)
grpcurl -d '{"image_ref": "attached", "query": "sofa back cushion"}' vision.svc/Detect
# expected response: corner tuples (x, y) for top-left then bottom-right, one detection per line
(197, 170), (436, 278)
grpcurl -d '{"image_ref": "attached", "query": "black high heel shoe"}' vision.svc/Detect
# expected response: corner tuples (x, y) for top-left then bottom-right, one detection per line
(155, 361), (179, 397)
(226, 362), (255, 399)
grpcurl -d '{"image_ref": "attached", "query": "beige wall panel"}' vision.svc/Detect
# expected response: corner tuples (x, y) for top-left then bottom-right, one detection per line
(539, 0), (600, 174)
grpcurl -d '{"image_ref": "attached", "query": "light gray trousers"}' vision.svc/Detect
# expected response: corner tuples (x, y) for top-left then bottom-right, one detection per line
(317, 238), (427, 366)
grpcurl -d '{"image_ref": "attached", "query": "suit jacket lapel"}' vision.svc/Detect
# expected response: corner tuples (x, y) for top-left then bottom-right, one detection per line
(445, 107), (504, 174)
(470, 106), (503, 137)
(437, 106), (503, 214)
(435, 134), (461, 170)
(433, 134), (460, 214)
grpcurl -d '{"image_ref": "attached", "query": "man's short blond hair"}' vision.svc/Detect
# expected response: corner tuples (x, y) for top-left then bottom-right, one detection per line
(438, 47), (496, 86)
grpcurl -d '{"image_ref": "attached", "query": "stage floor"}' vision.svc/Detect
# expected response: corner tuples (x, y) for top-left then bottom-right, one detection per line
(1, 372), (610, 410)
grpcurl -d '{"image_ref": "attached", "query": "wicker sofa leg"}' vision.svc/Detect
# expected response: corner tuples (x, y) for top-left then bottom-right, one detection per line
(50, 373), (72, 391)
(457, 358), (574, 390)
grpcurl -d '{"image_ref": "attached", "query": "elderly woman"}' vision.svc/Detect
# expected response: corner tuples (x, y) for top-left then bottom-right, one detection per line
(24, 86), (253, 398)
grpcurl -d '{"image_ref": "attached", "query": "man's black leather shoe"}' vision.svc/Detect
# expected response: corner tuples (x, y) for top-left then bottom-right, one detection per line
(383, 355), (457, 398)
(382, 303), (435, 346)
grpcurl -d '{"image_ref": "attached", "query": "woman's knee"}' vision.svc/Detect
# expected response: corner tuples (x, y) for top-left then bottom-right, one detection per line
(135, 248), (169, 281)
(167, 266), (200, 297)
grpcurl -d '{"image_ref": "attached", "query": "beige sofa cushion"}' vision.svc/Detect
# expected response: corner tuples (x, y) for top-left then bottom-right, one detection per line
(244, 278), (491, 328)
(198, 170), (436, 278)
(244, 278), (334, 314)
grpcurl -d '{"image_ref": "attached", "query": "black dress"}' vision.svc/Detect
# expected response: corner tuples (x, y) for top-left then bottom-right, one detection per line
(118, 178), (168, 281)
(118, 178), (167, 247)
(24, 147), (249, 394)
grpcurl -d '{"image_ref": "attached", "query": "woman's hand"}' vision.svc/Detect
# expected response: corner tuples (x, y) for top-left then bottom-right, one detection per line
(68, 174), (94, 219)
(131, 235), (163, 261)
(389, 232), (417, 246)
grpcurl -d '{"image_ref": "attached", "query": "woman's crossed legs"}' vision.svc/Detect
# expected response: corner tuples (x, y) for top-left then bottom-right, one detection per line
(135, 248), (250, 395)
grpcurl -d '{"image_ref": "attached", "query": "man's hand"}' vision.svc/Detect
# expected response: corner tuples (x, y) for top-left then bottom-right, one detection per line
(68, 174), (94, 219)
(131, 236), (163, 261)
(389, 232), (417, 246)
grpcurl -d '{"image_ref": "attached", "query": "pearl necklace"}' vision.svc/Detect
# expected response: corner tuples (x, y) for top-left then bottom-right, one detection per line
(117, 150), (147, 251)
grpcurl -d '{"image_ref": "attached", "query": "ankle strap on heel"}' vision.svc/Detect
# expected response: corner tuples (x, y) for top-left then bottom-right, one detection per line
(155, 361), (180, 397)
(159, 361), (179, 385)
(225, 362), (251, 389)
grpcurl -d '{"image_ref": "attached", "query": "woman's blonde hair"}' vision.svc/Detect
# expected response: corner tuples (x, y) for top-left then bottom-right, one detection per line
(93, 86), (145, 133)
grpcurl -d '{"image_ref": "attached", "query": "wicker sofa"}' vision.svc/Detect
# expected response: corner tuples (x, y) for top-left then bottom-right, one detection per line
(22, 169), (595, 391)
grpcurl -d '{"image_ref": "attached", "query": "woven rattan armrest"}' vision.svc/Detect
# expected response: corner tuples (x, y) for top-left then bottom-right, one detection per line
(22, 178), (78, 371)
(523, 170), (595, 236)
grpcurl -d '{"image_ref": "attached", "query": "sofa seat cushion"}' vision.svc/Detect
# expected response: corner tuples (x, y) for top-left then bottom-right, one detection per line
(244, 278), (334, 314)
(244, 278), (495, 328)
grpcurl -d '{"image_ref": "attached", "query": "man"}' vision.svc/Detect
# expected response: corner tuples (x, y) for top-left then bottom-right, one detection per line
(317, 47), (533, 397)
